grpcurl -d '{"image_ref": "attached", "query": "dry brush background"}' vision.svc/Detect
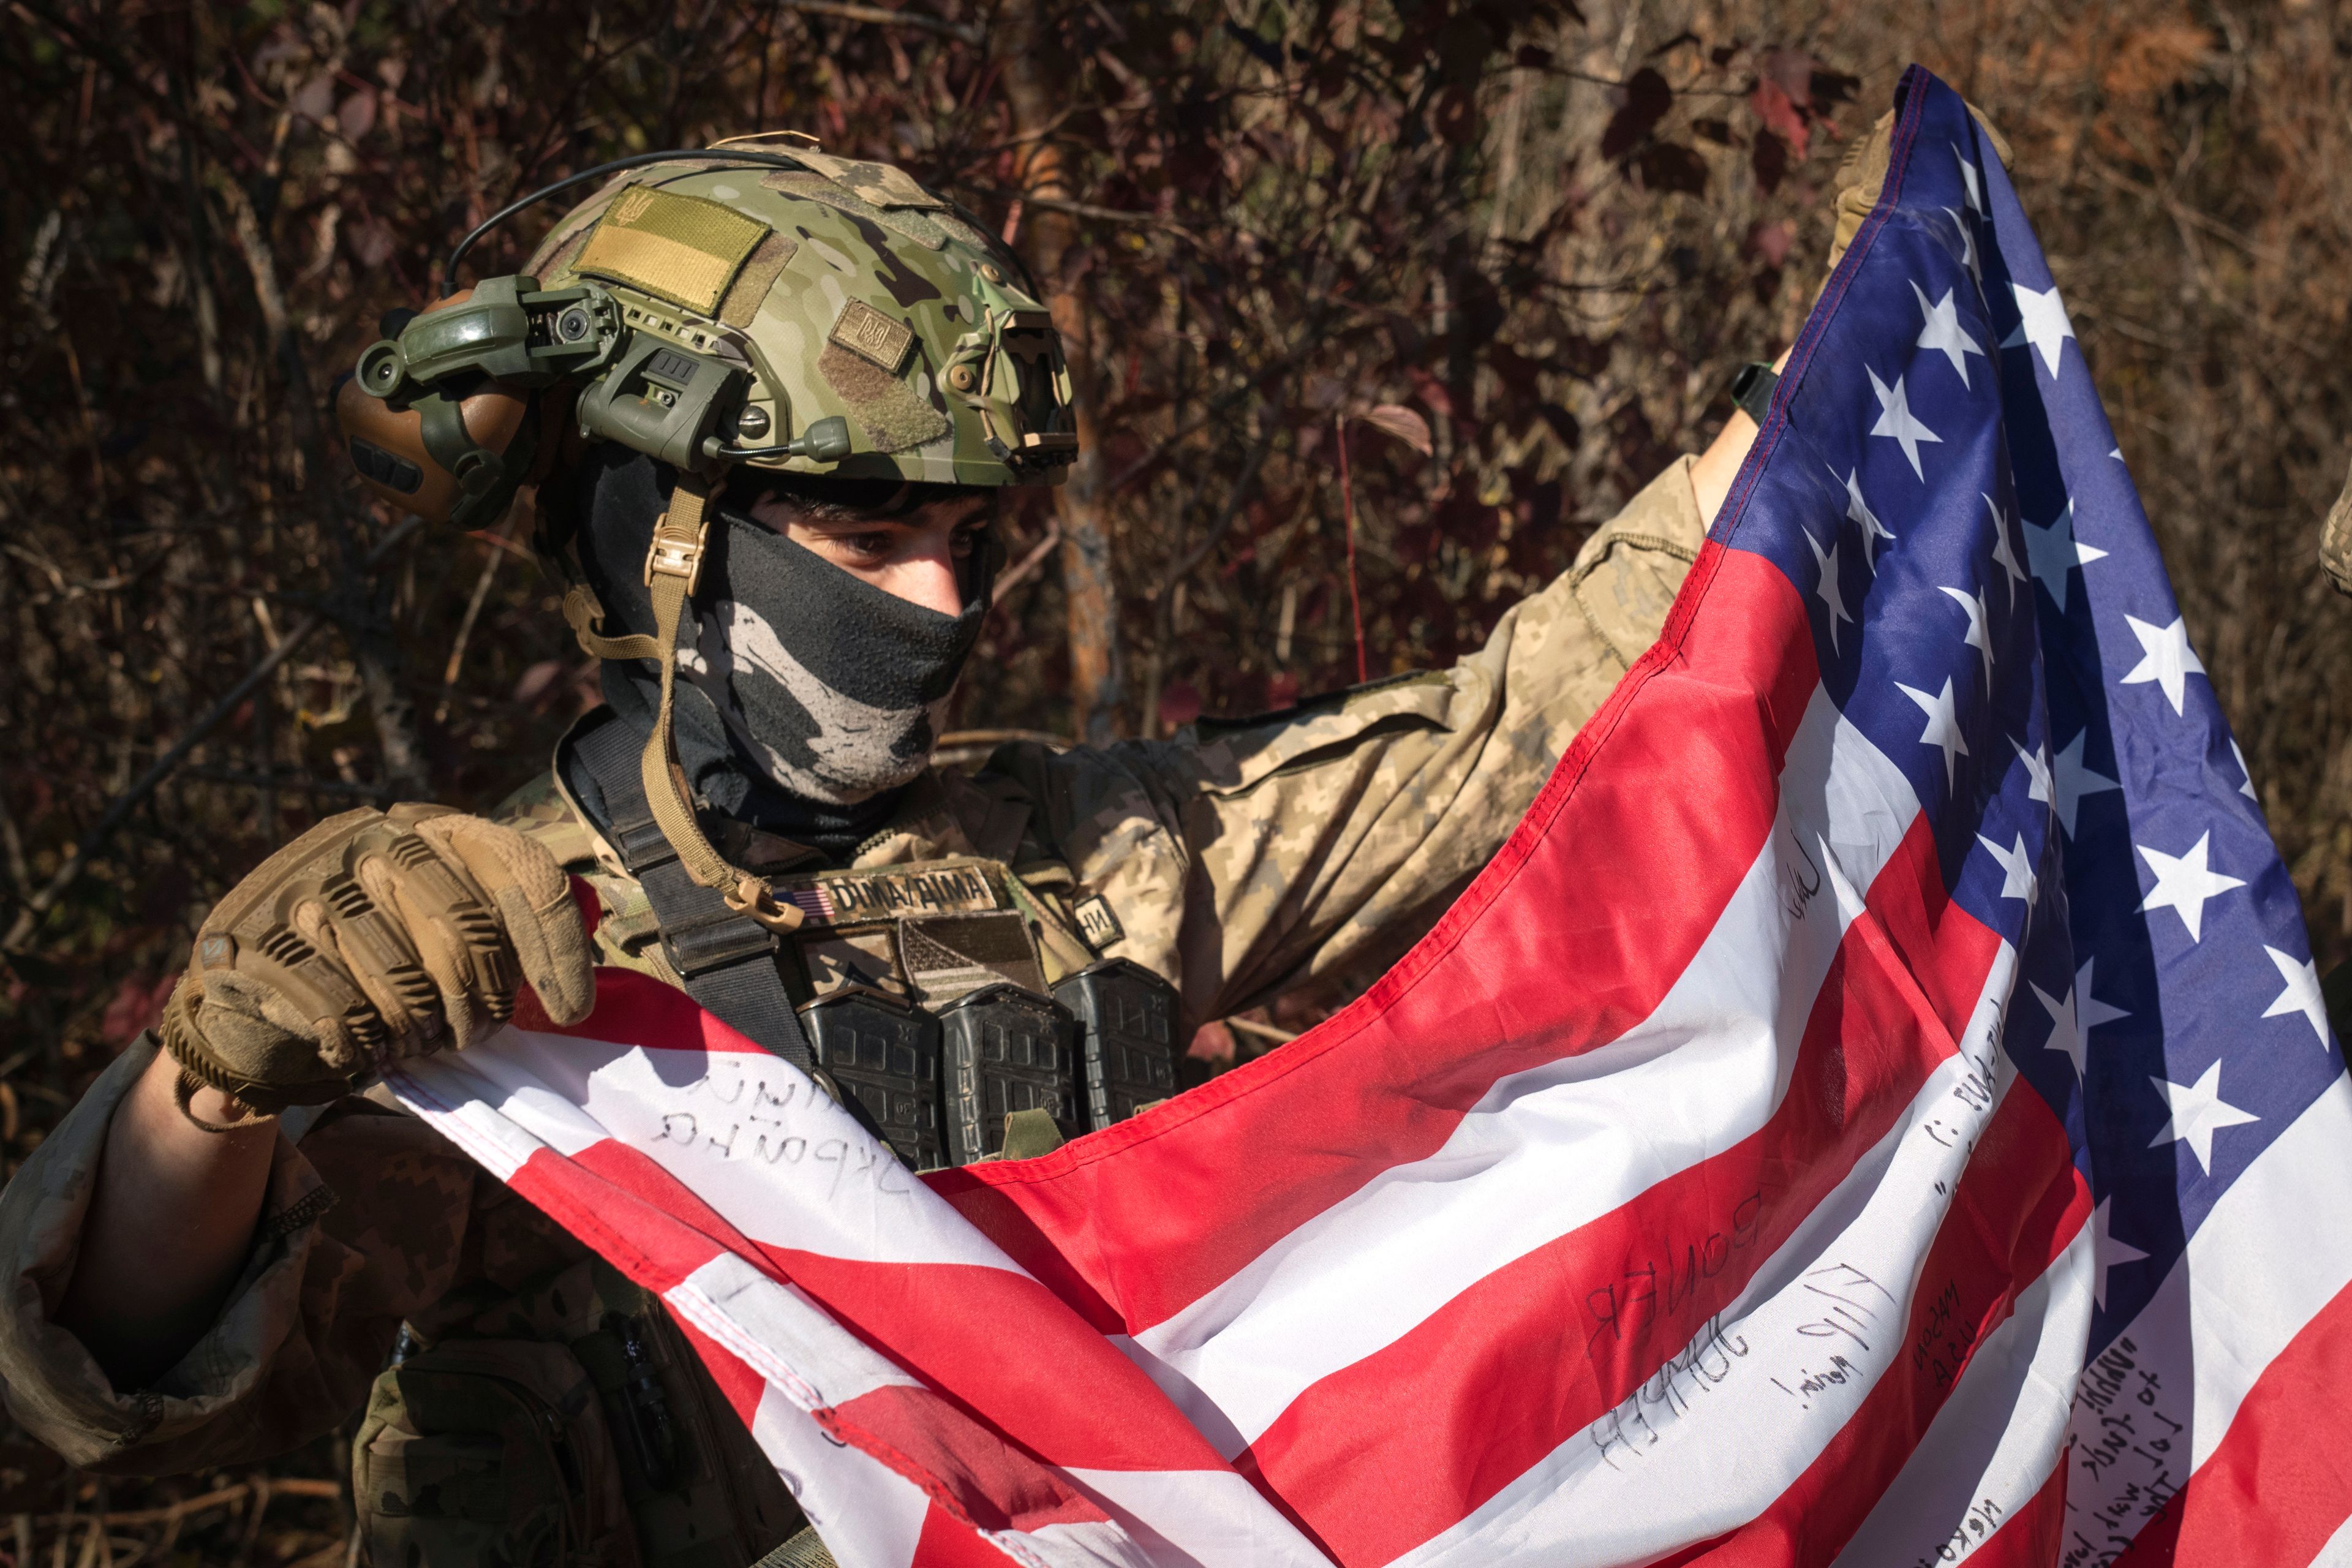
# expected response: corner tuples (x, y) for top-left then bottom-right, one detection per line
(2, 0), (2350, 1557)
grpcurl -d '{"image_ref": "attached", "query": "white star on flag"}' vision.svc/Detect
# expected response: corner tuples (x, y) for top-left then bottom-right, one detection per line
(2022, 500), (2108, 612)
(2089, 1198), (2149, 1311)
(1912, 281), (1987, 386)
(2012, 735), (2053, 812)
(1868, 368), (1943, 480)
(1984, 494), (2027, 609)
(1940, 207), (1978, 276)
(2052, 730), (2120, 839)
(2136, 830), (2245, 941)
(2121, 614), (2206, 716)
(2034, 976), (2087, 1079)
(2036, 960), (2128, 1081)
(2003, 282), (2077, 378)
(1833, 466), (1896, 570)
(1954, 143), (1984, 213)
(1806, 530), (1853, 654)
(1939, 584), (1995, 692)
(1976, 831), (2038, 906)
(1896, 676), (1970, 791)
(2076, 957), (2132, 1034)
(2231, 739), (2259, 803)
(2262, 946), (2331, 1047)
(2148, 1059), (2258, 1174)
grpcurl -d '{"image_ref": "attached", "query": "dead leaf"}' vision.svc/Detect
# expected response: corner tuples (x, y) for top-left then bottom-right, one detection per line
(1357, 403), (1434, 456)
(1749, 78), (1811, 163)
(1602, 67), (1673, 161)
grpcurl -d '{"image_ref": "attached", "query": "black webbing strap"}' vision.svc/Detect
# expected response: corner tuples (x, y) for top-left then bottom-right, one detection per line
(571, 715), (818, 1073)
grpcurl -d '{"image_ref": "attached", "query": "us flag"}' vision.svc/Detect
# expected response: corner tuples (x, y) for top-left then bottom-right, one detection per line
(386, 70), (2352, 1566)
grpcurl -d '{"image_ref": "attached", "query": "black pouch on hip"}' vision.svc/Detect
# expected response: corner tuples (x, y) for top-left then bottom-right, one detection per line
(797, 986), (947, 1171)
(1052, 958), (1181, 1131)
(938, 982), (1081, 1164)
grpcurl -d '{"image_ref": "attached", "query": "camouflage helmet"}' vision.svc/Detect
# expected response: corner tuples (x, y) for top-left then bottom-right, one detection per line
(336, 137), (1076, 535)
(524, 137), (1076, 489)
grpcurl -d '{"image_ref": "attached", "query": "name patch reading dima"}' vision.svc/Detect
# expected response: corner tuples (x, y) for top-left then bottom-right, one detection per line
(778, 862), (1000, 926)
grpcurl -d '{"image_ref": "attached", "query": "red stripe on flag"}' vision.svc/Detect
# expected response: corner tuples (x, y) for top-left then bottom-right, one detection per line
(2109, 1275), (2352, 1567)
(1969, 1459), (2071, 1568)
(664, 1291), (1115, 1555)
(511, 1140), (1156, 1542)
(666, 1309), (772, 1426)
(511, 964), (777, 1055)
(511, 1137), (1226, 1475)
(1237, 812), (2002, 1566)
(761, 1248), (1234, 1475)
(821, 1382), (1114, 1536)
(1666, 1084), (2089, 1567)
(503, 1138), (771, 1296)
(933, 543), (1826, 1333)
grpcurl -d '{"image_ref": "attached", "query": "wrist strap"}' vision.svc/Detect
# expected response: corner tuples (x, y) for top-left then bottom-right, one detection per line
(1730, 361), (1779, 426)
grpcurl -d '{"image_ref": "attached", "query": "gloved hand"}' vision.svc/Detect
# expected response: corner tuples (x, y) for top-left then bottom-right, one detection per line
(161, 804), (596, 1113)
(2321, 454), (2352, 598)
(1823, 104), (2015, 277)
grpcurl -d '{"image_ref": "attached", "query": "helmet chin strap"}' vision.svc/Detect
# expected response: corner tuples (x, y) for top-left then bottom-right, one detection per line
(561, 467), (804, 934)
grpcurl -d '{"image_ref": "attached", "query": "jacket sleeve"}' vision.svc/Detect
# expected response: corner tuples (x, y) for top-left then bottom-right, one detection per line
(0, 1036), (480, 1474)
(1003, 455), (1708, 1029)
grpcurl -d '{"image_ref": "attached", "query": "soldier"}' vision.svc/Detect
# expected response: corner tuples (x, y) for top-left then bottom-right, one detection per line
(0, 137), (1790, 1567)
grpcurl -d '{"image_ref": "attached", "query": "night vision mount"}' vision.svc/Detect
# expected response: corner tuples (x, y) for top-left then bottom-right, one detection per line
(340, 273), (851, 533)
(336, 147), (855, 532)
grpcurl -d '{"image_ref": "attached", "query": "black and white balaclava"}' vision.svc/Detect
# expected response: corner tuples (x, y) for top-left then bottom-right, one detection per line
(571, 450), (996, 859)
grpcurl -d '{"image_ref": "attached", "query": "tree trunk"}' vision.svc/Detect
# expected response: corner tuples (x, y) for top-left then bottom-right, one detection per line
(999, 1), (1121, 743)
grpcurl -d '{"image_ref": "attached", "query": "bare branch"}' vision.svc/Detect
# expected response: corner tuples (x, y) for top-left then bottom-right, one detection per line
(774, 0), (982, 46)
(2, 518), (424, 955)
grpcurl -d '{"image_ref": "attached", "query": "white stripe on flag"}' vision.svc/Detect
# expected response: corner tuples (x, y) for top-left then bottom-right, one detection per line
(1390, 948), (2026, 1567)
(403, 1026), (1024, 1271)
(386, 1049), (608, 1179)
(667, 1254), (922, 1410)
(1129, 690), (1923, 1449)
(748, 1382), (936, 1568)
(1061, 1469), (1335, 1568)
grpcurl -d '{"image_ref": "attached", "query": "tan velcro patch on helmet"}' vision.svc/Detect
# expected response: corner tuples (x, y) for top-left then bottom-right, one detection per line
(791, 151), (948, 211)
(820, 339), (950, 453)
(573, 186), (770, 317)
(830, 300), (915, 372)
(718, 230), (799, 328)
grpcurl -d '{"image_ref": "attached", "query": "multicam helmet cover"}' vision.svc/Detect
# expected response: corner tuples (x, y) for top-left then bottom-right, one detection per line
(523, 143), (1077, 488)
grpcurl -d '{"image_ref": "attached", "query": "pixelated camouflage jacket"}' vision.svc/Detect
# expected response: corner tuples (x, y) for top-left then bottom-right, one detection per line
(0, 457), (1705, 1540)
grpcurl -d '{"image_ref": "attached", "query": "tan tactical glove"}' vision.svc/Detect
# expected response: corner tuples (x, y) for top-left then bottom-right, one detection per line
(1824, 105), (2015, 277)
(161, 804), (597, 1113)
(2321, 454), (2352, 598)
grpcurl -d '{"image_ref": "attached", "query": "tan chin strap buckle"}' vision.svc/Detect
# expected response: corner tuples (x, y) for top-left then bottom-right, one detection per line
(642, 508), (711, 595)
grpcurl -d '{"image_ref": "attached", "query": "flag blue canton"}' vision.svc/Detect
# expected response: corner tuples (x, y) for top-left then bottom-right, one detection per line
(1716, 74), (2340, 1354)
